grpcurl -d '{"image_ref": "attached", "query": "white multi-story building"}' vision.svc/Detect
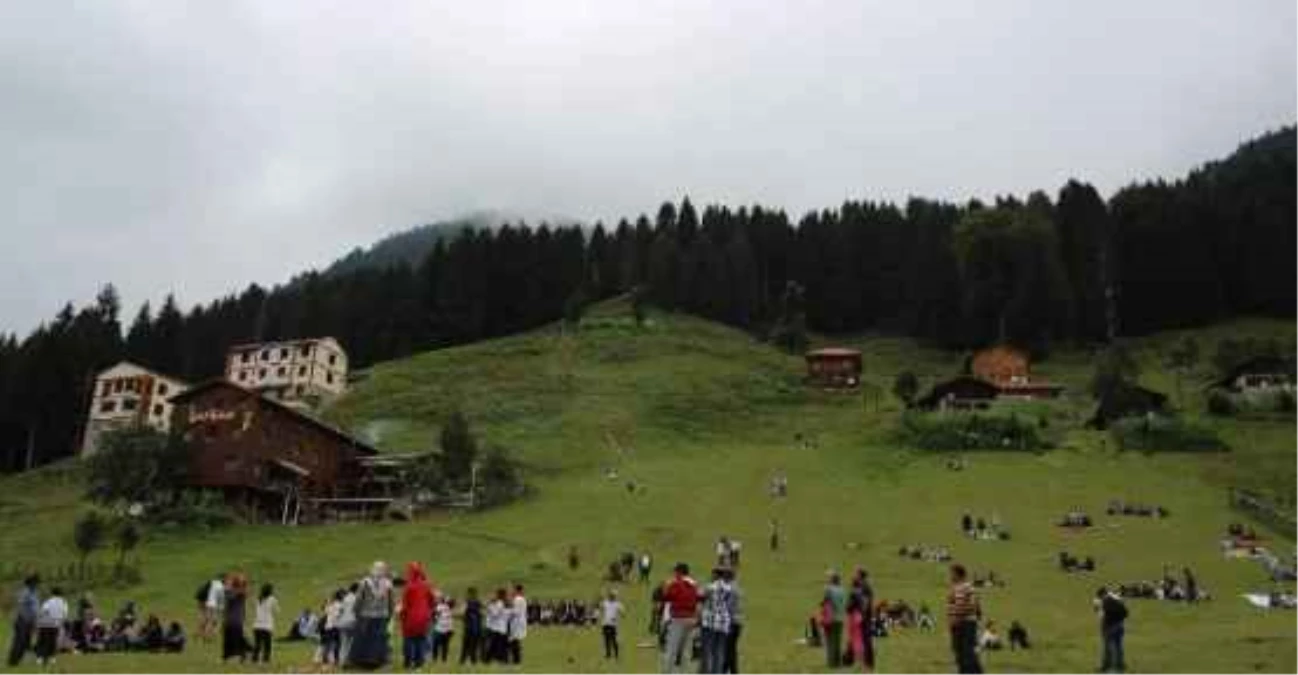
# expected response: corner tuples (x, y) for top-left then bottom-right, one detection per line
(81, 361), (189, 456)
(224, 337), (348, 406)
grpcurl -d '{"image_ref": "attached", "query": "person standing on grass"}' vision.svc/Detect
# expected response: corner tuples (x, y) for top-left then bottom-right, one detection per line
(7, 574), (40, 667)
(251, 583), (278, 664)
(722, 568), (743, 674)
(600, 588), (624, 660)
(198, 572), (224, 642)
(337, 583), (358, 665)
(1095, 586), (1129, 673)
(700, 566), (734, 674)
(349, 561), (394, 670)
(640, 552), (654, 583)
(485, 588), (510, 663)
(221, 573), (250, 664)
(852, 568), (876, 673)
(431, 595), (454, 662)
(33, 585), (66, 667)
(660, 562), (700, 674)
(507, 583), (528, 664)
(821, 570), (847, 668)
(399, 561), (434, 669)
(460, 587), (484, 665)
(320, 589), (343, 666)
(946, 564), (982, 674)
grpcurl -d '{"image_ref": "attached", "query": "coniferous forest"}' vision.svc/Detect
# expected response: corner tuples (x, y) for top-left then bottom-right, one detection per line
(0, 127), (1292, 472)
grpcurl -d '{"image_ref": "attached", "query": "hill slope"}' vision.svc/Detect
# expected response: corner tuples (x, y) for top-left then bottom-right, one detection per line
(0, 307), (1294, 673)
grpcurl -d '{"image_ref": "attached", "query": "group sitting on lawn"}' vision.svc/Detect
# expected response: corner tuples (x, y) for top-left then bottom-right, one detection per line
(961, 512), (1011, 540)
(1107, 500), (1169, 518)
(1059, 552), (1098, 573)
(1058, 509), (1093, 528)
(897, 544), (952, 563)
(1117, 567), (1209, 602)
(528, 599), (600, 627)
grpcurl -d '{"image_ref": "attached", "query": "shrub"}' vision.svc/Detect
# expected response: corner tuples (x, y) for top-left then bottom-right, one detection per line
(1110, 416), (1228, 453)
(1206, 389), (1237, 417)
(85, 427), (188, 507)
(147, 490), (235, 529)
(1278, 390), (1296, 413)
(898, 411), (1050, 452)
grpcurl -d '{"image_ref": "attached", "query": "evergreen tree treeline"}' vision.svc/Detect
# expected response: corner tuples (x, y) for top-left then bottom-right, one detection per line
(0, 128), (1292, 472)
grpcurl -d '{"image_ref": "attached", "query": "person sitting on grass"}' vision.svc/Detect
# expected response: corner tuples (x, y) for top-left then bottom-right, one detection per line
(142, 615), (164, 651)
(978, 621), (1003, 651)
(163, 621), (186, 653)
(1008, 620), (1030, 650)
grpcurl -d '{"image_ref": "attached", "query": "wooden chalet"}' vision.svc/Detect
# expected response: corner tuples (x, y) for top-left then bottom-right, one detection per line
(1087, 383), (1168, 430)
(970, 344), (1063, 399)
(916, 376), (1000, 411)
(1212, 356), (1295, 393)
(169, 380), (379, 523)
(805, 347), (863, 389)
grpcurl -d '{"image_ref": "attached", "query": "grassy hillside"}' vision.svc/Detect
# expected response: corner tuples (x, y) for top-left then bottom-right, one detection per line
(0, 303), (1293, 673)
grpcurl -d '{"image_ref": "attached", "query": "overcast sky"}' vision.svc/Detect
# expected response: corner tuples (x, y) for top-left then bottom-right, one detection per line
(1, 0), (1293, 334)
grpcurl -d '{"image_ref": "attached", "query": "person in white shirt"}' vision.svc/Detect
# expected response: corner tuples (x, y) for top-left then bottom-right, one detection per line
(34, 587), (67, 665)
(201, 575), (224, 640)
(599, 589), (624, 660)
(485, 588), (510, 662)
(337, 584), (358, 665)
(251, 584), (278, 664)
(508, 584), (528, 664)
(431, 597), (455, 662)
(321, 590), (343, 665)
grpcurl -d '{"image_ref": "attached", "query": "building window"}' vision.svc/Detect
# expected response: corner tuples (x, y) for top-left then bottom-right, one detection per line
(300, 345), (310, 357)
(280, 348), (288, 359)
(295, 385), (304, 396)
(238, 371), (247, 382)
(241, 352), (251, 363)
(152, 403), (164, 416)
(122, 399), (138, 411)
(101, 382), (112, 396)
(297, 366), (306, 377)
(113, 380), (123, 393)
(328, 354), (337, 366)
(326, 373), (334, 384)
(157, 383), (168, 396)
(261, 349), (270, 361)
(258, 368), (267, 379)
(277, 366), (287, 377)
(99, 400), (116, 413)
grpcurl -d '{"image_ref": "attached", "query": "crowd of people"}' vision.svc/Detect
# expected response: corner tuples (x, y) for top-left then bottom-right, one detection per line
(6, 576), (186, 667)
(896, 544), (952, 563)
(1107, 500), (1169, 519)
(1058, 509), (1094, 528)
(960, 512), (1010, 541)
(1114, 567), (1208, 602)
(1059, 552), (1098, 573)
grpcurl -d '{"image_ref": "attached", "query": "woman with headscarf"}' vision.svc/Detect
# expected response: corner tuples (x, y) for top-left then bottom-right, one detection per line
(347, 561), (394, 670)
(399, 562), (434, 669)
(851, 567), (876, 673)
(220, 573), (249, 663)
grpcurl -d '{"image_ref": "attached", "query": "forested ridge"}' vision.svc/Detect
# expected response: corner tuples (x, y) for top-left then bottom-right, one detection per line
(0, 127), (1292, 472)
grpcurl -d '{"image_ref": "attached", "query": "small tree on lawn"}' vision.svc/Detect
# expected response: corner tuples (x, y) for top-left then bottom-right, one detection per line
(114, 521), (141, 577)
(86, 426), (188, 508)
(440, 411), (478, 487)
(564, 287), (590, 328)
(893, 371), (920, 408)
(73, 512), (108, 579)
(630, 285), (648, 326)
(1090, 341), (1140, 399)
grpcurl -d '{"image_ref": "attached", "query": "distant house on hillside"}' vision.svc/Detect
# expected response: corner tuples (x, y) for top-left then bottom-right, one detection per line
(1213, 355), (1295, 393)
(970, 344), (1063, 399)
(169, 379), (377, 523)
(916, 376), (1000, 411)
(81, 361), (188, 456)
(805, 347), (862, 389)
(1087, 382), (1168, 430)
(224, 337), (349, 409)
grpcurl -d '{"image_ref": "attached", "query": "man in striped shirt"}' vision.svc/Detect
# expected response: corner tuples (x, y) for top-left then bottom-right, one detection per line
(946, 564), (983, 674)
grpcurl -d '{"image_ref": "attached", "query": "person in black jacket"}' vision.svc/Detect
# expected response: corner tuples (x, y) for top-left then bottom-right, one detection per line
(459, 587), (484, 665)
(1095, 587), (1129, 673)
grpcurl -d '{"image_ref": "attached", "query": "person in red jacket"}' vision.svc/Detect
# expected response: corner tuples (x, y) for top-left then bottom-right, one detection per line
(399, 562), (435, 669)
(660, 563), (699, 673)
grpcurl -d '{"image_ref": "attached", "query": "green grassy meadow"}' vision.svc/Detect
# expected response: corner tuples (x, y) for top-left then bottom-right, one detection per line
(1, 303), (1294, 673)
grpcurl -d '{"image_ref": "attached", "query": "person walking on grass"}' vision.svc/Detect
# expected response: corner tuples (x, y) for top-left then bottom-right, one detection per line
(251, 583), (278, 664)
(946, 564), (982, 674)
(7, 574), (39, 667)
(399, 561), (434, 669)
(34, 586), (66, 667)
(851, 567), (876, 673)
(221, 573), (250, 664)
(337, 583), (358, 665)
(1096, 586), (1129, 673)
(349, 561), (394, 670)
(700, 566), (735, 674)
(320, 589), (343, 666)
(485, 588), (510, 663)
(600, 588), (624, 660)
(661, 562), (700, 674)
(460, 587), (484, 665)
(198, 572), (224, 642)
(821, 570), (847, 668)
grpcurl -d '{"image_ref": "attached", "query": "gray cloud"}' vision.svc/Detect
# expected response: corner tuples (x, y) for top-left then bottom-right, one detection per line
(1, 0), (1293, 333)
